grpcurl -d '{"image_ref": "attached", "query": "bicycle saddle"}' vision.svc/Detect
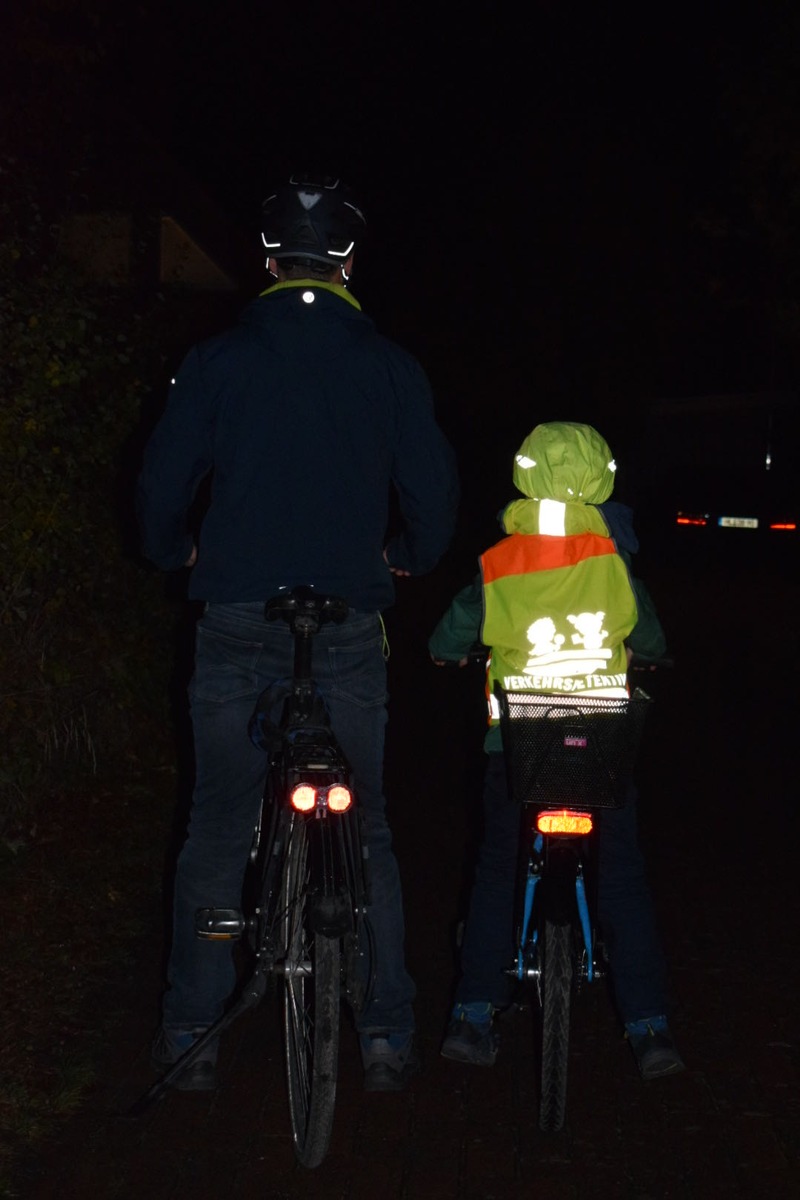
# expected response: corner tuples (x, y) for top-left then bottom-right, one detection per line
(265, 587), (349, 627)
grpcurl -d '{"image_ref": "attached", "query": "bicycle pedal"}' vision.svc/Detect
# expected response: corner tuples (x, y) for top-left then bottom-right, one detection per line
(498, 1001), (528, 1021)
(195, 907), (246, 940)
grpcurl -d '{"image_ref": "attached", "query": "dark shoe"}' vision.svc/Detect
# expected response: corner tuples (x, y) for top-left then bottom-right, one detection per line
(441, 1009), (498, 1067)
(441, 1001), (498, 1066)
(151, 1026), (219, 1092)
(625, 1017), (685, 1081)
(361, 1032), (421, 1092)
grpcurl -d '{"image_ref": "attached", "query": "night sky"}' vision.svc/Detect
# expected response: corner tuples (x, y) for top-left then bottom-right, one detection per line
(126, 7), (799, 384)
(5, 1), (800, 503)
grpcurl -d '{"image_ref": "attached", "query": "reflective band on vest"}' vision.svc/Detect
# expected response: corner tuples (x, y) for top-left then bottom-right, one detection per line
(480, 531), (637, 716)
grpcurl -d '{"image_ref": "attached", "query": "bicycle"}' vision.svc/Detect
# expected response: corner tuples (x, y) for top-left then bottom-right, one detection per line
(495, 669), (656, 1133)
(129, 586), (372, 1169)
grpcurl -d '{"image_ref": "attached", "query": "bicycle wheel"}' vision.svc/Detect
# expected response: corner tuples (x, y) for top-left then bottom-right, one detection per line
(539, 919), (574, 1132)
(281, 816), (340, 1168)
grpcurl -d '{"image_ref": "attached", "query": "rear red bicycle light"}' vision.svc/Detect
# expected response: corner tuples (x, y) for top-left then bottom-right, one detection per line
(537, 809), (593, 836)
(290, 784), (317, 812)
(326, 785), (353, 813)
(290, 783), (353, 813)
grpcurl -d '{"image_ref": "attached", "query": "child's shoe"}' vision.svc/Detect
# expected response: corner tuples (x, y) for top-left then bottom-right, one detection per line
(625, 1016), (685, 1080)
(441, 1001), (498, 1066)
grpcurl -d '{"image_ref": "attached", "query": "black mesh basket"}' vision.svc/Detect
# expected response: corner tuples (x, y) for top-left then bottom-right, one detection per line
(496, 687), (653, 809)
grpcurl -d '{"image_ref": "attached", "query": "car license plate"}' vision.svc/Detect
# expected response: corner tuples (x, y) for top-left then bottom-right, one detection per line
(718, 516), (759, 529)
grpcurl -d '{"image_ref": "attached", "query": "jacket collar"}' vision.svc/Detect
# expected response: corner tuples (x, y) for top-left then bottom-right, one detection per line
(260, 279), (362, 311)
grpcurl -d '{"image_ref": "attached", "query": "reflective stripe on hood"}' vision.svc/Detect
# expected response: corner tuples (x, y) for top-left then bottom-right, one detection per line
(501, 496), (612, 538)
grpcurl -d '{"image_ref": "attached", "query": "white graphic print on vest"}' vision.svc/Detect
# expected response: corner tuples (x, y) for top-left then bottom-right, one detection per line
(523, 611), (612, 678)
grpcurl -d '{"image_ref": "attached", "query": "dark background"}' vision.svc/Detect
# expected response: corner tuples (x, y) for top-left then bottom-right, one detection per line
(6, 0), (800, 566)
(6, 1), (800, 414)
(3, 6), (800, 1195)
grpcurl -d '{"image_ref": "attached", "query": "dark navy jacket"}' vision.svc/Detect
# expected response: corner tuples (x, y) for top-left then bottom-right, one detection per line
(136, 282), (459, 610)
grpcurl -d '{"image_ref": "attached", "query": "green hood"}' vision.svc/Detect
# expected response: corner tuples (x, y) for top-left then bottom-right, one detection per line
(512, 422), (617, 505)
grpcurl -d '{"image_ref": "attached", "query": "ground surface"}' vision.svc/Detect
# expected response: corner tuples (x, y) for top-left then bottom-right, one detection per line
(8, 552), (800, 1199)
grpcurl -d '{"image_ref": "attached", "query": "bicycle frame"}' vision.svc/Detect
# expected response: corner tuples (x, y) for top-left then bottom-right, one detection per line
(129, 588), (371, 1165)
(262, 589), (369, 950)
(497, 683), (653, 1132)
(275, 731), (367, 942)
(515, 821), (600, 991)
(257, 590), (372, 1165)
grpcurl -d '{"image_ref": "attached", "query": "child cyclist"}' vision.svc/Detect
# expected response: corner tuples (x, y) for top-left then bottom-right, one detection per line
(429, 421), (685, 1080)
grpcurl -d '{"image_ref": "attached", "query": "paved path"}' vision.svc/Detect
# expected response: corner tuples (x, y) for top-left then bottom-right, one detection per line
(19, 564), (800, 1199)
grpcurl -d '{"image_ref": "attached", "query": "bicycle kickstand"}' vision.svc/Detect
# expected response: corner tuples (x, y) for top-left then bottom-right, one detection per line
(123, 967), (270, 1118)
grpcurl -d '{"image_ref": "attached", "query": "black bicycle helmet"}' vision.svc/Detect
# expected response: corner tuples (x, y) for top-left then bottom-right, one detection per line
(261, 173), (366, 266)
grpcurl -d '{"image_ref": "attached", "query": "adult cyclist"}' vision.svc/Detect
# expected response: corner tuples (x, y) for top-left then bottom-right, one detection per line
(137, 173), (459, 1092)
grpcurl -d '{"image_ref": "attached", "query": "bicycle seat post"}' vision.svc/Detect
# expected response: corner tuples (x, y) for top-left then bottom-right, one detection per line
(292, 611), (319, 716)
(264, 589), (349, 723)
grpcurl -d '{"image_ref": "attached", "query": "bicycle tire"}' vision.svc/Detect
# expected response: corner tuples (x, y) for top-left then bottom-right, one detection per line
(539, 920), (574, 1132)
(281, 816), (340, 1169)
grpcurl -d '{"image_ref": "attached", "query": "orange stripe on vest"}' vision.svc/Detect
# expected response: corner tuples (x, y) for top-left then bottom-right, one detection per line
(481, 532), (617, 583)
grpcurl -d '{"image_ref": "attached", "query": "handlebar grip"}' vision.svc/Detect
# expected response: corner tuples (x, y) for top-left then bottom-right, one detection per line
(433, 643), (488, 667)
(629, 653), (675, 670)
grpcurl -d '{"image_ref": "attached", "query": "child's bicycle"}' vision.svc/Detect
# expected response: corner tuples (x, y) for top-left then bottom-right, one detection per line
(129, 587), (372, 1169)
(495, 666), (659, 1132)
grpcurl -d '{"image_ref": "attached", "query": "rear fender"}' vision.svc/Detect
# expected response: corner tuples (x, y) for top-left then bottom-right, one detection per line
(541, 840), (582, 926)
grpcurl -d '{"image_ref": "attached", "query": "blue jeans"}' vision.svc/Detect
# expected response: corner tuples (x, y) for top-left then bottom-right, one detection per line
(455, 753), (668, 1025)
(163, 602), (415, 1036)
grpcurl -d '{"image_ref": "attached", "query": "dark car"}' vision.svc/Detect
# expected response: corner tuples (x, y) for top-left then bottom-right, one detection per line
(627, 393), (798, 572)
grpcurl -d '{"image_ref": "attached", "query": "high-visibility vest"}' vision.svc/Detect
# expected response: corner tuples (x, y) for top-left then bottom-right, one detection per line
(480, 512), (638, 724)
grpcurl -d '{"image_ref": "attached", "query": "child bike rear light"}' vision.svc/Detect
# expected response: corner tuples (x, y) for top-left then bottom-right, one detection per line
(537, 809), (593, 836)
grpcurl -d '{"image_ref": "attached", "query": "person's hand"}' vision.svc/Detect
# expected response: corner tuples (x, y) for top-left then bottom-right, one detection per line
(383, 547), (410, 577)
(626, 646), (659, 671)
(431, 655), (469, 667)
(185, 544), (198, 568)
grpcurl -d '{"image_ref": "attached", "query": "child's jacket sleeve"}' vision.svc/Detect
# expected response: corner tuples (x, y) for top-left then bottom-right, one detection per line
(627, 576), (668, 659)
(428, 576), (483, 660)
